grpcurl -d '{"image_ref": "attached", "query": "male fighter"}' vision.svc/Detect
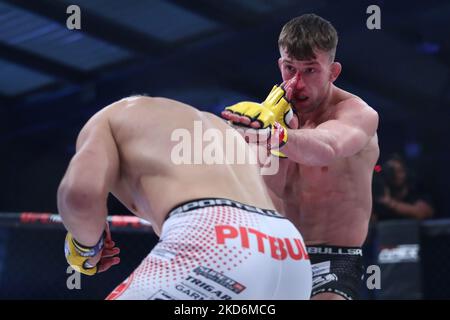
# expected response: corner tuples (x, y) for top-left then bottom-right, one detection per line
(222, 14), (380, 300)
(58, 95), (312, 300)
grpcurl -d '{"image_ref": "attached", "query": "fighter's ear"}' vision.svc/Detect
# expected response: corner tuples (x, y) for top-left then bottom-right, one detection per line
(330, 62), (342, 82)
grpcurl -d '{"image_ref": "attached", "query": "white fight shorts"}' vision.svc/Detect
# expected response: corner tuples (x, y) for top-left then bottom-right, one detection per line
(106, 198), (312, 300)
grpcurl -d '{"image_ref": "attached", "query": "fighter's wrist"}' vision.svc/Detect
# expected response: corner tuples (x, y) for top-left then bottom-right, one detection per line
(270, 122), (288, 146)
(71, 232), (105, 257)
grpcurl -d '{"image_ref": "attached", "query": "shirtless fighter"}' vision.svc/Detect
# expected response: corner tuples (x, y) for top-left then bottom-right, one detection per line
(58, 95), (312, 300)
(222, 14), (380, 300)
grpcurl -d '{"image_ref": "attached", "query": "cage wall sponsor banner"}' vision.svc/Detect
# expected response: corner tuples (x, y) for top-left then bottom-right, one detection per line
(375, 220), (422, 299)
(378, 244), (420, 264)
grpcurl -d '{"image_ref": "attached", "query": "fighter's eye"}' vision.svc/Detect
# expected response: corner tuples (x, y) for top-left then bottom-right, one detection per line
(285, 65), (295, 72)
(305, 68), (316, 74)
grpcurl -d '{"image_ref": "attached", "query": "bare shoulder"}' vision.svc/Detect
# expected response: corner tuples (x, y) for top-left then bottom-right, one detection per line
(76, 96), (147, 145)
(82, 96), (137, 124)
(93, 96), (165, 125)
(335, 92), (378, 122)
(105, 95), (156, 113)
(75, 100), (124, 151)
(110, 95), (202, 117)
(333, 90), (379, 135)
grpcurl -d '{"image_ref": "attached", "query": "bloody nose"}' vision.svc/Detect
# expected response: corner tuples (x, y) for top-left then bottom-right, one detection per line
(294, 73), (305, 90)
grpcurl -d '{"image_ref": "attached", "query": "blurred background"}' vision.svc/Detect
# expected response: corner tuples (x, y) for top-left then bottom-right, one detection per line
(0, 0), (449, 299)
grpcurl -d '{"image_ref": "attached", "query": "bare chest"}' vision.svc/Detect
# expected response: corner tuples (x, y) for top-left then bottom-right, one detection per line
(284, 159), (351, 198)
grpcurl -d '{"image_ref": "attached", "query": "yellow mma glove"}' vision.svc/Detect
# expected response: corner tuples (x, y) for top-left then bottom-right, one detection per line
(224, 85), (293, 157)
(64, 232), (105, 276)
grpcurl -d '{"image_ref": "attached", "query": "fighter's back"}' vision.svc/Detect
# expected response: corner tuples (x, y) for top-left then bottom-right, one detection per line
(62, 95), (312, 299)
(95, 96), (274, 234)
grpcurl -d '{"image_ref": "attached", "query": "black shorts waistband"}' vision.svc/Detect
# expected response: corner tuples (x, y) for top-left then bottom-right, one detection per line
(307, 245), (363, 256)
(166, 198), (285, 220)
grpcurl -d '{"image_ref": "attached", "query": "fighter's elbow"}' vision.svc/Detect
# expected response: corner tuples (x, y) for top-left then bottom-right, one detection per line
(318, 135), (339, 165)
(322, 144), (338, 165)
(303, 144), (336, 166)
(57, 180), (103, 216)
(289, 130), (338, 166)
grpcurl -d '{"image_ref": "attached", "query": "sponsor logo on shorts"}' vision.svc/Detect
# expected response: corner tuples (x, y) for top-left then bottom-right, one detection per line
(307, 246), (363, 256)
(180, 275), (233, 300)
(193, 266), (246, 294)
(175, 283), (208, 300)
(148, 289), (176, 300)
(168, 198), (283, 219)
(215, 225), (309, 261)
(311, 261), (331, 277)
(312, 273), (339, 290)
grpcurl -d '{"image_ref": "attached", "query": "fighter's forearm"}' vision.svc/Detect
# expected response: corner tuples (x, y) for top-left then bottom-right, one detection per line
(283, 128), (338, 166)
(57, 177), (108, 246)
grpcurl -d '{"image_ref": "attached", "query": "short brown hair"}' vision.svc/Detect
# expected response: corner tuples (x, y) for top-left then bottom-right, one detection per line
(278, 14), (338, 61)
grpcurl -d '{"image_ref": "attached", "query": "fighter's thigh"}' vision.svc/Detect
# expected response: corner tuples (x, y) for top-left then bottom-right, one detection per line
(311, 292), (346, 300)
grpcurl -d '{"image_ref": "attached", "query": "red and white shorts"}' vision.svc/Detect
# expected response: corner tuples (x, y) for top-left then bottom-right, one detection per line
(106, 198), (312, 300)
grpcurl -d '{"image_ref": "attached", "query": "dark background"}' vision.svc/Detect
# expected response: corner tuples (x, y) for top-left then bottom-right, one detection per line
(0, 0), (449, 217)
(0, 0), (449, 300)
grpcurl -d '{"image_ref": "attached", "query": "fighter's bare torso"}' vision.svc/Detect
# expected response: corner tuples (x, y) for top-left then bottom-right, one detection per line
(265, 86), (379, 246)
(87, 96), (275, 235)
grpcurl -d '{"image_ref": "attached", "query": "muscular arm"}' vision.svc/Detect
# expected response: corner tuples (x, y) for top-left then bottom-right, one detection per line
(57, 110), (119, 246)
(283, 98), (379, 166)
